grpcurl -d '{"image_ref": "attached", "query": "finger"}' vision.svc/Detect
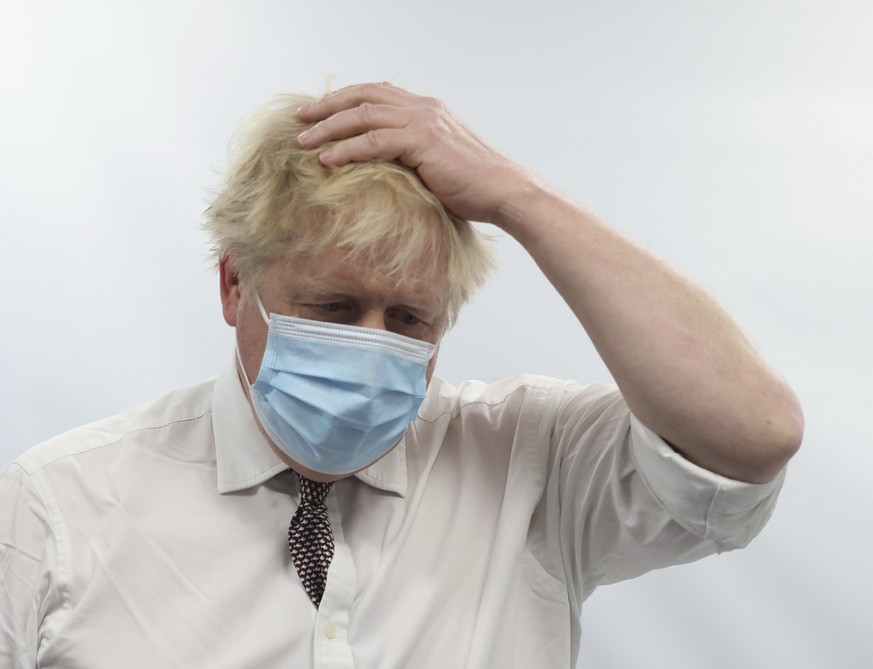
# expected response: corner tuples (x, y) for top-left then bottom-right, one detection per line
(299, 82), (416, 122)
(318, 128), (418, 168)
(297, 103), (412, 149)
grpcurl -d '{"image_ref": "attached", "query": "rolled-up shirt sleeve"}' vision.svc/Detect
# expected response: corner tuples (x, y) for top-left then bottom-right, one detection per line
(628, 413), (785, 548)
(545, 383), (784, 600)
(0, 464), (58, 669)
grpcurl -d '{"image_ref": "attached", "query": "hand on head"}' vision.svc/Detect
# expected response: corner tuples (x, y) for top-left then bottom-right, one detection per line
(297, 82), (531, 226)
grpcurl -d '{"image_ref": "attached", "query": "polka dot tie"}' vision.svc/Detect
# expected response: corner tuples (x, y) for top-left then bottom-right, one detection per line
(288, 473), (335, 608)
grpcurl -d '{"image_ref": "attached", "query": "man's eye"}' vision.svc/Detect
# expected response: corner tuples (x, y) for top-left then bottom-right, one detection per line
(306, 303), (352, 315)
(304, 302), (353, 319)
(389, 310), (425, 327)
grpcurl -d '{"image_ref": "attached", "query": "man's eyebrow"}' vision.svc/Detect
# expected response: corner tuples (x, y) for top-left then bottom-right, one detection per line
(291, 282), (445, 310)
(291, 286), (352, 299)
(290, 276), (358, 295)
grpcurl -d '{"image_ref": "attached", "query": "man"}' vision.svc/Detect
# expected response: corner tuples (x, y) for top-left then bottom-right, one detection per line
(0, 83), (803, 667)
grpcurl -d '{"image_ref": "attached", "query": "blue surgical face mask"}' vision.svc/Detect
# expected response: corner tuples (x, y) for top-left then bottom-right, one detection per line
(237, 294), (437, 476)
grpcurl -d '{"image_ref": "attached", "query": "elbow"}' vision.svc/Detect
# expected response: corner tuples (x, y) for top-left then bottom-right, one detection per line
(772, 392), (805, 464)
(744, 389), (805, 483)
(700, 386), (804, 485)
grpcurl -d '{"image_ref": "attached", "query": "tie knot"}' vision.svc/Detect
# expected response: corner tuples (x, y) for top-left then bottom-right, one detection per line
(295, 472), (333, 506)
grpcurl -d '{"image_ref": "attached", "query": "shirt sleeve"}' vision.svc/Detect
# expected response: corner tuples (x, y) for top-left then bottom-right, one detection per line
(544, 382), (784, 601)
(0, 464), (57, 669)
(628, 413), (784, 549)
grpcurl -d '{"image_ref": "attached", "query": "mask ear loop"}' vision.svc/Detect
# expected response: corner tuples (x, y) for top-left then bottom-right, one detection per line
(236, 291), (271, 388)
(254, 292), (271, 325)
(234, 343), (252, 388)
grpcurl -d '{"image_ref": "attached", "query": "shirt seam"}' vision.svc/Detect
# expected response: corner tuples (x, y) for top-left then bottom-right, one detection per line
(13, 463), (73, 645)
(20, 410), (214, 473)
(702, 481), (726, 541)
(416, 382), (541, 425)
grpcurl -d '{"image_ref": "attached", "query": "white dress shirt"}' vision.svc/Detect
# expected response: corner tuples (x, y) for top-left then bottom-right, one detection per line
(0, 360), (783, 668)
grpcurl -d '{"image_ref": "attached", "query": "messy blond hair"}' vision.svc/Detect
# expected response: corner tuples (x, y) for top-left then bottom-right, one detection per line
(204, 93), (495, 322)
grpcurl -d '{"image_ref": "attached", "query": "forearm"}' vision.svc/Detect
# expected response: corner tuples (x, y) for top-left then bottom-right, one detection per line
(493, 178), (803, 483)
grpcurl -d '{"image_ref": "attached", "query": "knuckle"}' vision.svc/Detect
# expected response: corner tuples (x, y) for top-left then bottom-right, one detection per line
(417, 97), (447, 126)
(340, 83), (368, 105)
(421, 95), (442, 111)
(419, 106), (444, 133)
(365, 129), (383, 151)
(358, 102), (375, 125)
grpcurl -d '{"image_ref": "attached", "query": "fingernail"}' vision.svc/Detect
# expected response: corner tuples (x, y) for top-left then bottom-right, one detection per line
(319, 149), (334, 164)
(297, 129), (313, 145)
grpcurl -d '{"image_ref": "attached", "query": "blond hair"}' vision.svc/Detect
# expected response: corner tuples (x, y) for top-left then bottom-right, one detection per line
(203, 93), (496, 322)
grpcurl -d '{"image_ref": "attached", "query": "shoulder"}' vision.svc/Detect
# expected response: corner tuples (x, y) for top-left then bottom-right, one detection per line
(421, 374), (620, 422)
(13, 377), (218, 476)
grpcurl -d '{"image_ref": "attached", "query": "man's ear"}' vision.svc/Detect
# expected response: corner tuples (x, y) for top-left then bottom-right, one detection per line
(219, 256), (242, 327)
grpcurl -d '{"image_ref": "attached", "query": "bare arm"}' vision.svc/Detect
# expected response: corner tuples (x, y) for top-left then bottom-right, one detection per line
(298, 82), (803, 483)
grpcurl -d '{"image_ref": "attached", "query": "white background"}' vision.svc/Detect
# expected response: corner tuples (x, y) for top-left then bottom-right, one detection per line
(1, 1), (871, 667)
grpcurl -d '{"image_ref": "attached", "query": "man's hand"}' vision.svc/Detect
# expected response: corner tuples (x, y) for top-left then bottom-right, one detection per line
(297, 82), (529, 225)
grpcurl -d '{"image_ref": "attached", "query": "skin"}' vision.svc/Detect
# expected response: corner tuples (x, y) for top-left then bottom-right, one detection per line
(221, 248), (449, 482)
(291, 82), (804, 483)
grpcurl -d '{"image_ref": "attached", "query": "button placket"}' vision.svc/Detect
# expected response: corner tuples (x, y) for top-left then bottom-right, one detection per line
(312, 484), (357, 667)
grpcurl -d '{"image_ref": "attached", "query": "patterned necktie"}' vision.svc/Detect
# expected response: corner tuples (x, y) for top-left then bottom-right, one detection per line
(288, 472), (335, 607)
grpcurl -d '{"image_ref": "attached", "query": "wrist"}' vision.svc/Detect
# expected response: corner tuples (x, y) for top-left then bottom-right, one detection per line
(491, 176), (584, 246)
(491, 174), (548, 234)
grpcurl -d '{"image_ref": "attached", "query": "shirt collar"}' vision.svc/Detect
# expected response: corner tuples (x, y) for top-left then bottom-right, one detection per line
(211, 356), (408, 497)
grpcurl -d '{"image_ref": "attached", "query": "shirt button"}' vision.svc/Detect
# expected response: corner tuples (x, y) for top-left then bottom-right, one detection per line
(323, 622), (337, 639)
